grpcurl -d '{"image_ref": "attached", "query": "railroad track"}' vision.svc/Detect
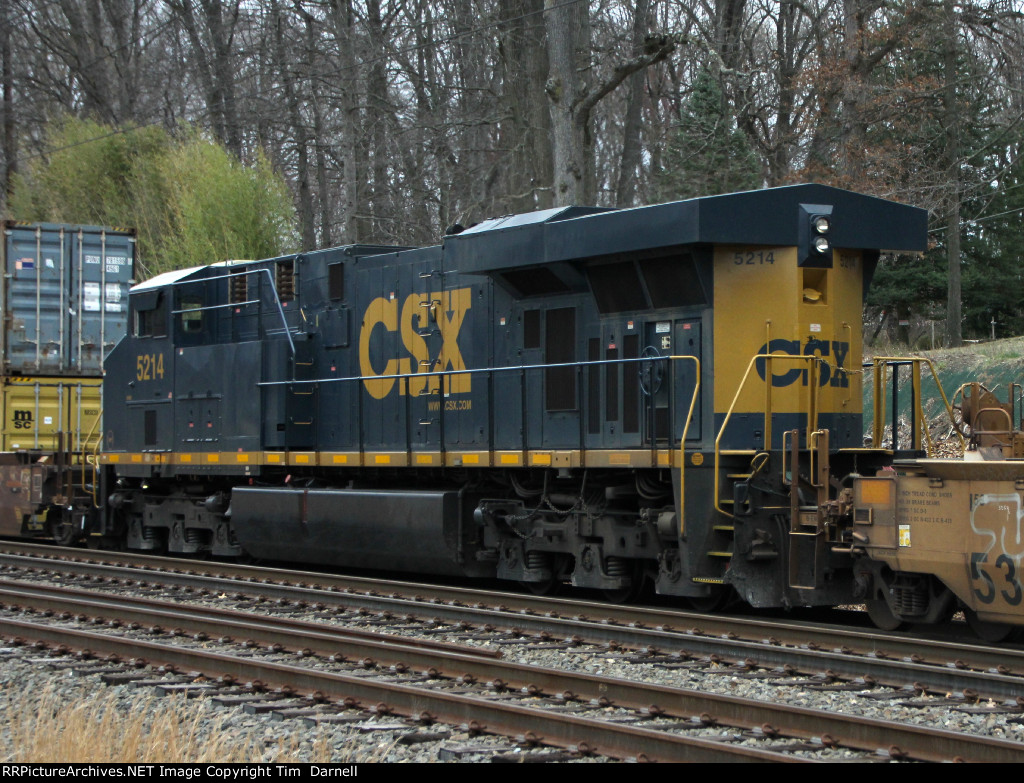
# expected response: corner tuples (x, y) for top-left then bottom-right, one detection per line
(3, 578), (1023, 762)
(2, 541), (1024, 702)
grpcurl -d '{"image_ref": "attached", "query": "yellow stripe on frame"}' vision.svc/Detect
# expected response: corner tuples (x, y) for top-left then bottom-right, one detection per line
(103, 448), (692, 472)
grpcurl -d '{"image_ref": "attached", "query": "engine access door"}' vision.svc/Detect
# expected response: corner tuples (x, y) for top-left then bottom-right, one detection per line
(644, 318), (701, 445)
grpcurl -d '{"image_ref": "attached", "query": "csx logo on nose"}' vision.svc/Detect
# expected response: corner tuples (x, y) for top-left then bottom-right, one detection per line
(359, 288), (472, 400)
(755, 339), (850, 388)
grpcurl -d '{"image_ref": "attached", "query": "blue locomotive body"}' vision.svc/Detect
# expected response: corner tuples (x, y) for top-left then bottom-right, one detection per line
(99, 185), (929, 610)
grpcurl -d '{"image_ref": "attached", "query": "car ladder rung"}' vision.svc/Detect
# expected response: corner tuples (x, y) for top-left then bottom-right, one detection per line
(692, 577), (725, 585)
(713, 524), (735, 533)
(727, 473), (751, 479)
(708, 550), (733, 558)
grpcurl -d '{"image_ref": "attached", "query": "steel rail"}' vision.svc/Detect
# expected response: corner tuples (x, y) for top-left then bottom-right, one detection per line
(0, 616), (804, 764)
(2, 580), (1024, 762)
(0, 579), (499, 659)
(3, 546), (1024, 700)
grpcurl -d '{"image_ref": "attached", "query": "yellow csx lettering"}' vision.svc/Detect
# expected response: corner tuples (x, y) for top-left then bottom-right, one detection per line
(359, 288), (471, 400)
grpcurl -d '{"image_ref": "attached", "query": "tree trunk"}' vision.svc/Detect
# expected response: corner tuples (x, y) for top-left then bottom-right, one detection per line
(270, 0), (314, 250)
(327, 0), (364, 242)
(545, 0), (589, 205)
(499, 0), (552, 212)
(766, 0), (798, 186)
(1, 0), (14, 207)
(546, 1), (675, 206)
(301, 8), (332, 248)
(365, 0), (392, 242)
(615, 0), (651, 207)
(839, 0), (867, 184)
(943, 0), (962, 347)
(165, 0), (242, 158)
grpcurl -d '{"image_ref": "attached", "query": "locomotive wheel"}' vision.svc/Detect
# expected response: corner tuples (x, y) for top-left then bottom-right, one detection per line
(865, 597), (906, 632)
(88, 536), (124, 551)
(686, 585), (734, 613)
(964, 608), (1019, 643)
(602, 582), (644, 603)
(601, 567), (648, 603)
(520, 577), (563, 597)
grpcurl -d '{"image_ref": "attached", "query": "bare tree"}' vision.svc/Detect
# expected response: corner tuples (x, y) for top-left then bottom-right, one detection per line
(164, 0), (243, 158)
(1, 0), (14, 208)
(545, 0), (677, 206)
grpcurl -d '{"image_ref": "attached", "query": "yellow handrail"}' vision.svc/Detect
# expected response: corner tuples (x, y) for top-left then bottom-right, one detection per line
(714, 353), (824, 517)
(672, 355), (701, 538)
(78, 408), (103, 504)
(869, 356), (964, 455)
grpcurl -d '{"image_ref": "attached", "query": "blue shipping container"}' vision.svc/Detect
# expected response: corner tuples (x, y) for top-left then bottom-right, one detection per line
(2, 221), (136, 377)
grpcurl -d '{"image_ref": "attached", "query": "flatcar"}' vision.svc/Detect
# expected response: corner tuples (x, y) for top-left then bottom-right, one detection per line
(848, 381), (1024, 640)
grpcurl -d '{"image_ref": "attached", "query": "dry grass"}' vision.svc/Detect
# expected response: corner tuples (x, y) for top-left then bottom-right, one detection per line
(869, 335), (1024, 368)
(0, 684), (375, 763)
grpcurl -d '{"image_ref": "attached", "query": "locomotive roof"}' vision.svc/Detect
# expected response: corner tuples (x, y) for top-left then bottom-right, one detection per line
(132, 265), (206, 291)
(128, 185), (927, 290)
(444, 183), (928, 274)
(131, 260), (248, 292)
(456, 205), (613, 235)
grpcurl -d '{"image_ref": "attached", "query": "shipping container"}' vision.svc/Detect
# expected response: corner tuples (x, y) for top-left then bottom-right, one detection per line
(0, 376), (102, 453)
(2, 221), (135, 376)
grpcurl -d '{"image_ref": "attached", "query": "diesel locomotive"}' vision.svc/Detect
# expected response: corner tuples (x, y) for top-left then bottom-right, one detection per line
(10, 184), (1024, 640)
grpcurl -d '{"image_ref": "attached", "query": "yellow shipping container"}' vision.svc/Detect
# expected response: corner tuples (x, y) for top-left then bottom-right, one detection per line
(1, 376), (102, 454)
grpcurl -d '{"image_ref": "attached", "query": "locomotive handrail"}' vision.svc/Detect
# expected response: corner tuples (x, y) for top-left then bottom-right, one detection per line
(258, 354), (692, 454)
(868, 357), (963, 454)
(158, 268), (296, 359)
(672, 356), (701, 539)
(256, 354), (681, 388)
(87, 414), (104, 505)
(258, 354), (701, 475)
(714, 353), (824, 518)
(171, 299), (262, 313)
